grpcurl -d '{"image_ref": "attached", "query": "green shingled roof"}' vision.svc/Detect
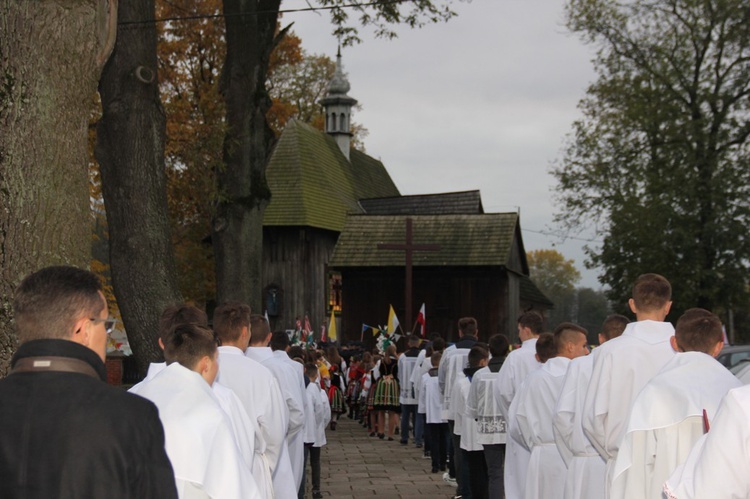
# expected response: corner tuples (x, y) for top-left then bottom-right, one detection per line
(263, 120), (399, 232)
(329, 213), (521, 267)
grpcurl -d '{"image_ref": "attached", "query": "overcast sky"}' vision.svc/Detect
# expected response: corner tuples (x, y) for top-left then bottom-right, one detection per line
(286, 0), (603, 288)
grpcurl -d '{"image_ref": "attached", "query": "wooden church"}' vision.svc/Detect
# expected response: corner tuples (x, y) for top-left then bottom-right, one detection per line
(262, 54), (551, 345)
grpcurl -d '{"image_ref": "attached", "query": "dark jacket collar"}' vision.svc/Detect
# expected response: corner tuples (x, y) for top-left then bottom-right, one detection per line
(455, 335), (478, 349)
(463, 365), (484, 380)
(12, 339), (107, 381)
(404, 347), (421, 357)
(488, 356), (505, 373)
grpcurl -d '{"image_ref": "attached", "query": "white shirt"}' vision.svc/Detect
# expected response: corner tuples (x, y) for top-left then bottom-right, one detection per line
(217, 346), (294, 499)
(306, 381), (331, 447)
(420, 372), (447, 424)
(456, 374), (483, 451)
(553, 353), (606, 499)
(664, 385), (750, 498)
(467, 365), (507, 445)
(398, 349), (421, 404)
(440, 348), (471, 420)
(582, 320), (675, 497)
(513, 356), (570, 499)
(134, 363), (261, 499)
(612, 351), (741, 499)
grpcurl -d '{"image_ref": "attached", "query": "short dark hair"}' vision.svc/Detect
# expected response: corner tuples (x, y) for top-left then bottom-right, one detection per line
(248, 314), (270, 345)
(488, 334), (510, 358)
(432, 337), (446, 353)
(288, 345), (307, 363)
(159, 304), (207, 342)
(468, 345), (489, 368)
(518, 311), (544, 334)
(212, 302), (251, 343)
(675, 309), (723, 354)
(163, 323), (218, 371)
(304, 363), (319, 379)
(600, 314), (629, 341)
(632, 273), (671, 312)
(408, 334), (421, 347)
(458, 317), (478, 336)
(13, 266), (105, 343)
(535, 333), (556, 363)
(553, 322), (588, 354)
(431, 351), (442, 367)
(270, 331), (290, 351)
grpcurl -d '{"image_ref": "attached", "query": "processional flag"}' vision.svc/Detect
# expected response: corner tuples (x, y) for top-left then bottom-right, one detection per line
(387, 305), (400, 335)
(416, 303), (426, 337)
(328, 310), (338, 342)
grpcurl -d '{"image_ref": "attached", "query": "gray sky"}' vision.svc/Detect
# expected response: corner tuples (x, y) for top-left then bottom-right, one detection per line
(287, 0), (603, 288)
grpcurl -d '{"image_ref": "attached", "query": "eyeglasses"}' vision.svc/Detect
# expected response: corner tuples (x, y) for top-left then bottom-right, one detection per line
(90, 317), (117, 334)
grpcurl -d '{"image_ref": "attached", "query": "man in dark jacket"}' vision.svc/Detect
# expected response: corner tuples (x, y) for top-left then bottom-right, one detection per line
(0, 266), (177, 499)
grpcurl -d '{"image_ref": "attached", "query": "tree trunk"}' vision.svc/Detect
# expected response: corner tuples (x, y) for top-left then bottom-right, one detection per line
(0, 0), (116, 376)
(214, 0), (280, 311)
(96, 0), (181, 376)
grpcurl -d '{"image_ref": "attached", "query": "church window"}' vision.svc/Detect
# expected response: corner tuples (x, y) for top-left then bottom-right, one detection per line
(328, 272), (343, 313)
(331, 113), (337, 131)
(340, 113), (346, 131)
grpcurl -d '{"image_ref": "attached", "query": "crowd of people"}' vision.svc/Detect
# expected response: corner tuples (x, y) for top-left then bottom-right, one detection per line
(2, 267), (749, 499)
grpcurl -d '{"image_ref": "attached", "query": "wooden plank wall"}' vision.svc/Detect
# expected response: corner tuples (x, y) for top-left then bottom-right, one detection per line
(262, 226), (339, 334)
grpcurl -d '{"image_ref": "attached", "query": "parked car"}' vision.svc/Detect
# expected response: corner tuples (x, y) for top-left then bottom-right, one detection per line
(717, 345), (750, 369)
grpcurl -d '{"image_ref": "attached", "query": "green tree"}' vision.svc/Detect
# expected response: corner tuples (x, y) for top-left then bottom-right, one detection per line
(554, 0), (750, 321)
(576, 287), (613, 343)
(527, 249), (582, 327)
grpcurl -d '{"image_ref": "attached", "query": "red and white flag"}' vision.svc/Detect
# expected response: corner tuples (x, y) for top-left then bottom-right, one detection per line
(416, 303), (426, 337)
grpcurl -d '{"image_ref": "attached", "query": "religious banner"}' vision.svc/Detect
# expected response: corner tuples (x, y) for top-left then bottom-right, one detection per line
(387, 305), (400, 335)
(328, 311), (338, 342)
(416, 303), (426, 337)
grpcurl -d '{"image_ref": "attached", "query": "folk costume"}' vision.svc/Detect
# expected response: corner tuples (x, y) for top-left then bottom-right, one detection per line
(664, 385), (750, 498)
(135, 362), (261, 499)
(373, 356), (400, 413)
(513, 356), (571, 499)
(582, 320), (675, 498)
(611, 351), (741, 499)
(552, 353), (606, 499)
(495, 337), (540, 499)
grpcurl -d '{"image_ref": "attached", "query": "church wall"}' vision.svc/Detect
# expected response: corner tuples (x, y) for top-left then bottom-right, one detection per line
(339, 266), (513, 349)
(262, 226), (339, 334)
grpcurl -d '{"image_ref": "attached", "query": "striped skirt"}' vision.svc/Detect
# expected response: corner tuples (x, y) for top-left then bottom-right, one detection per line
(328, 386), (345, 413)
(373, 375), (400, 411)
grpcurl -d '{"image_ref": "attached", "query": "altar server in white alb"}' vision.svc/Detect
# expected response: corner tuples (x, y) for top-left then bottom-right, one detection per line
(305, 363), (331, 499)
(583, 273), (675, 498)
(495, 311), (543, 499)
(466, 334), (510, 499)
(213, 303), (296, 499)
(553, 314), (628, 499)
(129, 304), (273, 498)
(135, 323), (261, 499)
(513, 324), (589, 499)
(245, 316), (307, 493)
(611, 309), (741, 499)
(663, 383), (750, 498)
(398, 334), (424, 447)
(455, 345), (491, 499)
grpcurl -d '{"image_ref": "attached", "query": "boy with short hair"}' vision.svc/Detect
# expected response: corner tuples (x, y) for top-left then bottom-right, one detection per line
(420, 351), (449, 474)
(305, 363), (331, 499)
(136, 323), (261, 498)
(583, 273), (676, 498)
(613, 309), (741, 499)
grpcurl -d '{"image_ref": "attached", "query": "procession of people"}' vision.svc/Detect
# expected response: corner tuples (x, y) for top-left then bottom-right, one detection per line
(1, 267), (749, 498)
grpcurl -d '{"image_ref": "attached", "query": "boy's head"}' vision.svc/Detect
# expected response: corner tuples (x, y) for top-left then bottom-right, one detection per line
(212, 302), (251, 348)
(305, 363), (319, 382)
(672, 308), (724, 356)
(468, 345), (489, 368)
(431, 351), (443, 368)
(159, 304), (208, 345)
(458, 317), (478, 337)
(488, 334), (510, 358)
(249, 314), (271, 346)
(599, 314), (629, 344)
(517, 311), (544, 341)
(432, 337), (446, 353)
(163, 323), (220, 385)
(269, 331), (290, 352)
(553, 322), (589, 360)
(408, 334), (421, 348)
(629, 273), (672, 318)
(535, 332), (556, 363)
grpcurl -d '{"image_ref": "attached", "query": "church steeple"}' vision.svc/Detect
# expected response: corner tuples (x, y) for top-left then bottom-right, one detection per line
(319, 48), (357, 160)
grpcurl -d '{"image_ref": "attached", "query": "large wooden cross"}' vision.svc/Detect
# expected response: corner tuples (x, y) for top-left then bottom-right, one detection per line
(377, 217), (441, 330)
